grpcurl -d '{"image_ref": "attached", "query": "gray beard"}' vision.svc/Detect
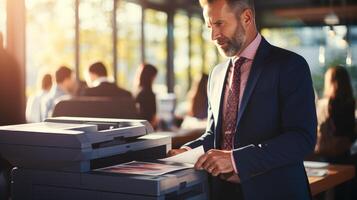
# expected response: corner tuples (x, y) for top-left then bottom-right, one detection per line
(220, 26), (246, 57)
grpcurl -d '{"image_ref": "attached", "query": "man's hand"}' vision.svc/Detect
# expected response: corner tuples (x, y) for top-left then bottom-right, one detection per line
(220, 172), (240, 183)
(194, 149), (234, 176)
(167, 148), (187, 157)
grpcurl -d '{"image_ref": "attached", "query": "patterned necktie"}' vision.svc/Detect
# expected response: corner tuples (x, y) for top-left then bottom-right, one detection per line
(222, 57), (247, 150)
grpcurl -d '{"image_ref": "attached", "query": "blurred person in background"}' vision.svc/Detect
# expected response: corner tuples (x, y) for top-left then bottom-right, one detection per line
(74, 79), (88, 96)
(0, 32), (24, 125)
(42, 66), (76, 119)
(180, 73), (209, 129)
(315, 66), (355, 162)
(315, 65), (356, 200)
(134, 63), (158, 127)
(82, 61), (132, 98)
(187, 73), (209, 119)
(0, 31), (25, 200)
(26, 73), (52, 122)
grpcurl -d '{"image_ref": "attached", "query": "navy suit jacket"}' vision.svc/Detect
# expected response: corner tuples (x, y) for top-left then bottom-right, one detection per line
(185, 38), (317, 200)
(82, 82), (132, 98)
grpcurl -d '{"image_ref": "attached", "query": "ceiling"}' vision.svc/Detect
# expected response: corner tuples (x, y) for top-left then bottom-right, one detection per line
(141, 0), (357, 27)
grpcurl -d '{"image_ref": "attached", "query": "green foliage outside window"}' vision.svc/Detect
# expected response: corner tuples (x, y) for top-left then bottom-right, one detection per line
(116, 1), (142, 90)
(79, 0), (113, 81)
(26, 0), (75, 96)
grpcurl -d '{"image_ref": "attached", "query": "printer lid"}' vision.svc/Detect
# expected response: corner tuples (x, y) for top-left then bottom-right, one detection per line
(0, 117), (154, 149)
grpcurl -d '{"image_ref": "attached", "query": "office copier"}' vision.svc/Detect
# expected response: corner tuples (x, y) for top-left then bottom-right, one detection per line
(0, 117), (208, 200)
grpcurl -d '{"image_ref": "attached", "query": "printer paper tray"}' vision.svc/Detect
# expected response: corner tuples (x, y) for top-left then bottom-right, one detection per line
(12, 167), (208, 198)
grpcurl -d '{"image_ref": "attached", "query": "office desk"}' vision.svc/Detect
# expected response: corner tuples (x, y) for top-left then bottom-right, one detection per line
(308, 164), (355, 196)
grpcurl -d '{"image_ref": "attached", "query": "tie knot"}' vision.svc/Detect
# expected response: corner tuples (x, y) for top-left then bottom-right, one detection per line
(233, 57), (247, 69)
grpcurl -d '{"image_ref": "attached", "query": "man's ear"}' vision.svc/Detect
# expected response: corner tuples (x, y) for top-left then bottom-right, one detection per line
(240, 9), (254, 28)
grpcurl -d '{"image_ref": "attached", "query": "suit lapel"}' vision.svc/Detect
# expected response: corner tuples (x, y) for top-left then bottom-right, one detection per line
(212, 60), (231, 147)
(236, 38), (272, 129)
(212, 60), (231, 126)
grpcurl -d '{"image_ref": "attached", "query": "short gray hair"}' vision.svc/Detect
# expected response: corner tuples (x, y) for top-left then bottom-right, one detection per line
(199, 0), (255, 16)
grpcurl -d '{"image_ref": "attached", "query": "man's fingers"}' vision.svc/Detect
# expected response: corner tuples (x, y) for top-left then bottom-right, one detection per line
(211, 167), (221, 176)
(167, 149), (187, 157)
(201, 151), (217, 170)
(167, 150), (177, 157)
(202, 157), (216, 171)
(194, 154), (208, 170)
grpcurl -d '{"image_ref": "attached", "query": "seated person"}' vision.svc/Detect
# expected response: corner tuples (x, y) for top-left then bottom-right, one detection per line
(82, 61), (132, 98)
(179, 74), (208, 129)
(74, 79), (88, 96)
(26, 73), (52, 122)
(134, 63), (158, 127)
(315, 65), (356, 162)
(42, 66), (76, 119)
(314, 65), (356, 200)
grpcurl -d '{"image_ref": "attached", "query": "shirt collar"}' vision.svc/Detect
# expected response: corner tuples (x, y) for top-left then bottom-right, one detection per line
(232, 33), (262, 63)
(50, 85), (66, 96)
(92, 77), (111, 87)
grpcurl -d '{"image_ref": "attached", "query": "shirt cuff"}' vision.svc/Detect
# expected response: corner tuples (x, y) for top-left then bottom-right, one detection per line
(181, 146), (192, 151)
(231, 151), (238, 174)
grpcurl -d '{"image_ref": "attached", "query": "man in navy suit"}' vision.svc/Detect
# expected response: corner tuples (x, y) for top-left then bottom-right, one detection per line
(168, 0), (317, 199)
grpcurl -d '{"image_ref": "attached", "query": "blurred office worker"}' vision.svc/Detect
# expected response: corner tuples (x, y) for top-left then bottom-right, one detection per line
(26, 73), (53, 122)
(315, 66), (356, 200)
(0, 31), (24, 200)
(134, 63), (158, 126)
(168, 0), (317, 199)
(179, 74), (209, 129)
(315, 66), (355, 162)
(82, 61), (132, 98)
(187, 73), (209, 120)
(0, 32), (25, 126)
(42, 66), (75, 119)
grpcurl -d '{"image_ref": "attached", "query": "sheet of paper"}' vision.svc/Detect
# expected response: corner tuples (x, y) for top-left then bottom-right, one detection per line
(95, 161), (191, 176)
(159, 146), (205, 166)
(303, 161), (329, 168)
(305, 168), (328, 177)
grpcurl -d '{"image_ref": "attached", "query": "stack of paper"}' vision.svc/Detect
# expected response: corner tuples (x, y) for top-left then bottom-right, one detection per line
(96, 146), (205, 176)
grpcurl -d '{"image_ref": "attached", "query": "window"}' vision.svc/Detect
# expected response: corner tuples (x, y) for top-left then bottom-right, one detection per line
(79, 0), (113, 81)
(261, 27), (325, 68)
(174, 11), (189, 102)
(202, 25), (218, 73)
(262, 26), (357, 97)
(0, 0), (6, 46)
(26, 0), (75, 95)
(190, 16), (204, 82)
(116, 1), (142, 90)
(144, 8), (167, 92)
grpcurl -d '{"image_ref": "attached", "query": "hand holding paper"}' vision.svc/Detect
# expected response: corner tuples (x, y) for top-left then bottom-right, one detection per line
(160, 146), (205, 166)
(195, 149), (235, 176)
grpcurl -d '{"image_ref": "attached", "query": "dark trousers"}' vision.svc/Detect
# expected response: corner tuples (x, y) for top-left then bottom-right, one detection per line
(0, 156), (11, 200)
(209, 176), (244, 200)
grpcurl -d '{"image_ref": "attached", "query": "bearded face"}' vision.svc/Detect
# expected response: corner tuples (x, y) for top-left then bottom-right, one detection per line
(215, 21), (246, 57)
(203, 0), (248, 58)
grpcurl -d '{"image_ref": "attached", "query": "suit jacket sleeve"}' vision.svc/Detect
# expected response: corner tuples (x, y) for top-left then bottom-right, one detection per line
(233, 55), (317, 182)
(183, 70), (215, 151)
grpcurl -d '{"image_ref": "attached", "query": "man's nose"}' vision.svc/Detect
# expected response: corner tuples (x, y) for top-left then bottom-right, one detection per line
(211, 28), (221, 41)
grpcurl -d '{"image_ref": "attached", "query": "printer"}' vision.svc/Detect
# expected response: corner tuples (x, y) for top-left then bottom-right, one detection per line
(0, 117), (208, 200)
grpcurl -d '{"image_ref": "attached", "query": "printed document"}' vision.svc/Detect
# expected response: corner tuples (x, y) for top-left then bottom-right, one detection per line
(159, 145), (205, 166)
